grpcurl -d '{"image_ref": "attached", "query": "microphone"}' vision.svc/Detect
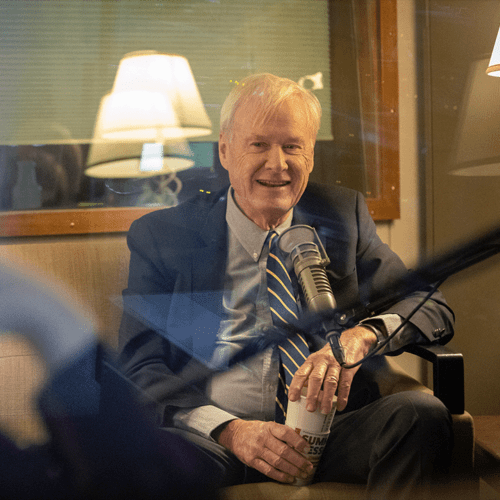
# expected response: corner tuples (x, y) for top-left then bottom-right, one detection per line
(277, 225), (346, 365)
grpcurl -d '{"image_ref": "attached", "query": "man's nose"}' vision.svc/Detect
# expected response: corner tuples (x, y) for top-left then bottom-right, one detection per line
(266, 145), (287, 171)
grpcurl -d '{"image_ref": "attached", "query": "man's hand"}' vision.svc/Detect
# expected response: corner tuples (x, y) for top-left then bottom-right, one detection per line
(215, 419), (314, 483)
(288, 326), (377, 413)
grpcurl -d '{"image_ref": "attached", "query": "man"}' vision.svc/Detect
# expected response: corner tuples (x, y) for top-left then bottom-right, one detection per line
(118, 73), (455, 498)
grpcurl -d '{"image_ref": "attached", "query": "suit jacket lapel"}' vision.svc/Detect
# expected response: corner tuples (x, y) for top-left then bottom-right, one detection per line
(189, 192), (229, 325)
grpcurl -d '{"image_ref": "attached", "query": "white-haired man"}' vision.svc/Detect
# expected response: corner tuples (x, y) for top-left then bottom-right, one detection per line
(119, 73), (454, 499)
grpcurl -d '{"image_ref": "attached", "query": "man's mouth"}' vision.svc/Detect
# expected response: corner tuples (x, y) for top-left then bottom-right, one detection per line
(256, 180), (291, 187)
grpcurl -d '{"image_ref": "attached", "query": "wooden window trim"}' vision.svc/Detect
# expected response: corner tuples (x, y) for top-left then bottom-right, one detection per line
(363, 0), (400, 220)
(0, 0), (399, 238)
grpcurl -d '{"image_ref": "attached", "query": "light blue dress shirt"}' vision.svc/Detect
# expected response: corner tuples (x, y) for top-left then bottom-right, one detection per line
(174, 189), (292, 438)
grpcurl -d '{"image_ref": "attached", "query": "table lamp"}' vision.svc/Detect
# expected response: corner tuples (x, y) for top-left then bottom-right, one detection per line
(85, 51), (211, 179)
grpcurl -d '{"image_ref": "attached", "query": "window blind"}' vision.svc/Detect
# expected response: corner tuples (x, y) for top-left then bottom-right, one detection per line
(0, 0), (332, 145)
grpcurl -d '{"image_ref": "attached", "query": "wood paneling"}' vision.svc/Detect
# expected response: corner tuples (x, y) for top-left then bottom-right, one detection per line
(0, 234), (130, 346)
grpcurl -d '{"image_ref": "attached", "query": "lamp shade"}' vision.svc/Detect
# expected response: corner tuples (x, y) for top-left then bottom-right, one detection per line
(85, 140), (194, 179)
(92, 51), (212, 142)
(451, 58), (500, 176)
(487, 27), (500, 77)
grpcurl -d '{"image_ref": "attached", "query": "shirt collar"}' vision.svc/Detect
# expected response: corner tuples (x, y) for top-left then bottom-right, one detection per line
(226, 187), (293, 262)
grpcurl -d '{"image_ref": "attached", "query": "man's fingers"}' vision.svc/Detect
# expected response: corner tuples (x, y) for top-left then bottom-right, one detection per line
(270, 421), (310, 455)
(289, 344), (341, 412)
(252, 457), (295, 484)
(260, 446), (311, 481)
(304, 361), (330, 411)
(336, 370), (354, 411)
(288, 362), (312, 402)
(320, 367), (340, 414)
(251, 424), (313, 483)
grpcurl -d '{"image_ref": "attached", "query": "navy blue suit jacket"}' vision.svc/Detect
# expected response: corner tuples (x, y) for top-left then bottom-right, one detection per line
(118, 183), (454, 425)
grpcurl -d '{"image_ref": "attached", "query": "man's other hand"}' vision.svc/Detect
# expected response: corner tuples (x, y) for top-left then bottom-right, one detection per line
(288, 326), (377, 413)
(215, 419), (313, 483)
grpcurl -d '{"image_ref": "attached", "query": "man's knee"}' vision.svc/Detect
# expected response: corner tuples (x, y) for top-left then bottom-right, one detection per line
(389, 391), (451, 429)
(376, 391), (453, 465)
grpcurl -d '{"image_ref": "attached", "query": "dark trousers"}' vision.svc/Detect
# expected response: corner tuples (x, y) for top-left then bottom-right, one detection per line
(167, 391), (453, 500)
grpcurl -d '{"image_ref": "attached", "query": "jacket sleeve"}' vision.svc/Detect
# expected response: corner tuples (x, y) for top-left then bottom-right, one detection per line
(117, 216), (213, 427)
(352, 191), (455, 350)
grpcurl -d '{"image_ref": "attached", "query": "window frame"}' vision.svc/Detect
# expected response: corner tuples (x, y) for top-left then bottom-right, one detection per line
(0, 0), (399, 237)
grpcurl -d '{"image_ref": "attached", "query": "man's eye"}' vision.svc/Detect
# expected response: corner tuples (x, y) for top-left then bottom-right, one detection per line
(284, 144), (301, 150)
(251, 142), (265, 147)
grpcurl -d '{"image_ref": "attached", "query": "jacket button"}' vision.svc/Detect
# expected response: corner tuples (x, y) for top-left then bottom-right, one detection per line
(433, 328), (446, 337)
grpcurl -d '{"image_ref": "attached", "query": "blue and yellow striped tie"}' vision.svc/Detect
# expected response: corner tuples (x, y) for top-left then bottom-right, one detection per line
(266, 231), (310, 424)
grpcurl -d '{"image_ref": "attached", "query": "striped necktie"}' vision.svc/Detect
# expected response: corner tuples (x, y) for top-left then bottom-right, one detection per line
(266, 231), (310, 424)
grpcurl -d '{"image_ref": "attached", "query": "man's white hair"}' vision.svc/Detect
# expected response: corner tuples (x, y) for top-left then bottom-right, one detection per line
(220, 73), (322, 140)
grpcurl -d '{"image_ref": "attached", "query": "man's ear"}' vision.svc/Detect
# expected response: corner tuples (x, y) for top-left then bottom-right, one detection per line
(218, 132), (229, 170)
(307, 139), (316, 173)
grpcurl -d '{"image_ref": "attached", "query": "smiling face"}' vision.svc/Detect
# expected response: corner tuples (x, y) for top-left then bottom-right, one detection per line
(219, 96), (316, 230)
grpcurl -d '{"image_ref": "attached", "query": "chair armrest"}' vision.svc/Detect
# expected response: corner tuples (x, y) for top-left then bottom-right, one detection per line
(405, 344), (464, 414)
